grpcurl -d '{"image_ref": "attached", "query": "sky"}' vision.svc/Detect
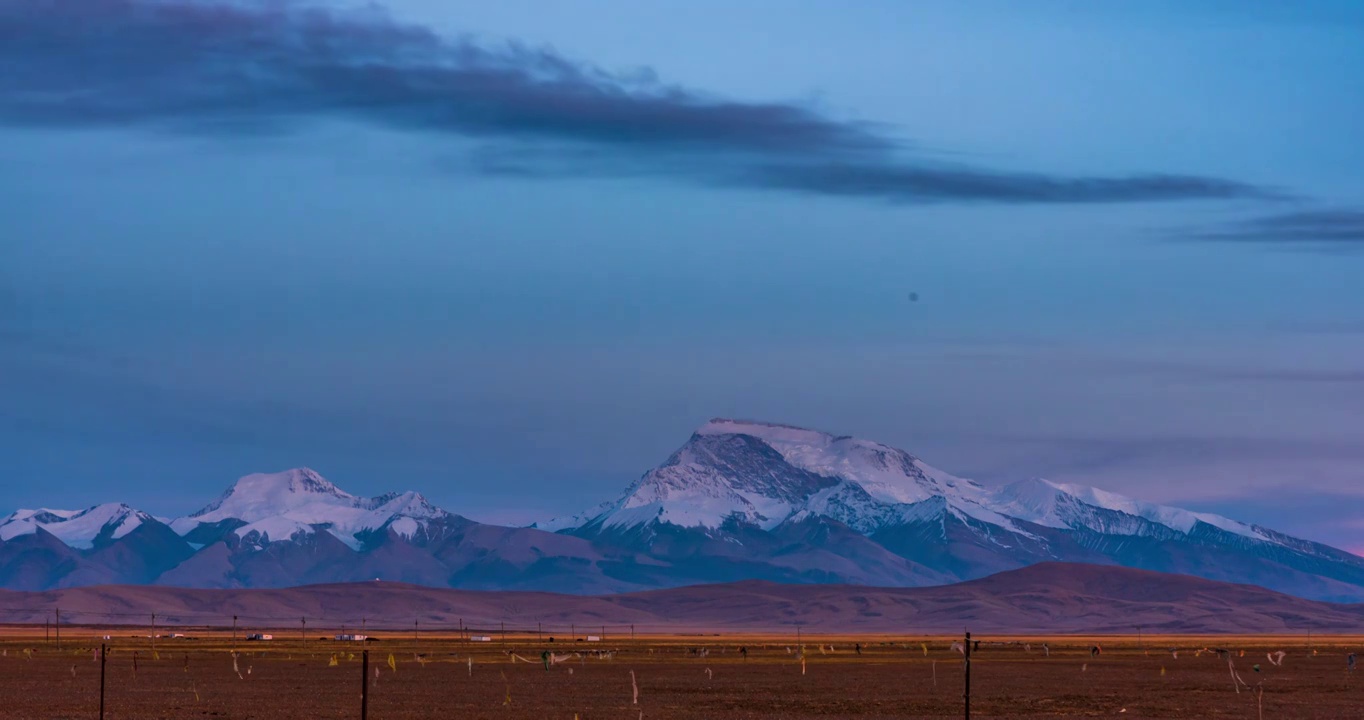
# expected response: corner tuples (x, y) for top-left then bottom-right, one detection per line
(1, 0), (1362, 553)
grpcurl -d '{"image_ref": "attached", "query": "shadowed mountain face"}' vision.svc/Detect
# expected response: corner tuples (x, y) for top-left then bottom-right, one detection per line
(2, 564), (1361, 634)
(2, 420), (1363, 600)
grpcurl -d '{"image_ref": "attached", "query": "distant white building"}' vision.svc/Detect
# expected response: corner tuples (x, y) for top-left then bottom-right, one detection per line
(335, 634), (368, 641)
(469, 635), (493, 642)
(586, 636), (601, 642)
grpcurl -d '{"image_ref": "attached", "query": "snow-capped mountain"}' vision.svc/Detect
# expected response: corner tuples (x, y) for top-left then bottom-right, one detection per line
(170, 468), (452, 550)
(3, 419), (1363, 600)
(0, 504), (154, 549)
(552, 419), (1270, 542)
(545, 418), (1364, 601)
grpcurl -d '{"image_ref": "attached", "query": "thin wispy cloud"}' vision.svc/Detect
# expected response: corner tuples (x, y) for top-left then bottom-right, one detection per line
(0, 0), (1274, 204)
(1195, 209), (1364, 247)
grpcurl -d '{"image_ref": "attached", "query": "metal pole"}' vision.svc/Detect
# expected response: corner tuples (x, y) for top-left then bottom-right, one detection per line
(414, 620), (418, 646)
(361, 650), (369, 720)
(631, 624), (635, 641)
(538, 622), (542, 642)
(55, 607), (61, 650)
(501, 621), (505, 643)
(99, 643), (108, 720)
(964, 631), (972, 720)
(151, 614), (156, 653)
(302, 618), (307, 649)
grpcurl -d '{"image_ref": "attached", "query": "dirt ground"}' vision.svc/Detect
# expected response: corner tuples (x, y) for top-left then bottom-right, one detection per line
(0, 631), (1361, 719)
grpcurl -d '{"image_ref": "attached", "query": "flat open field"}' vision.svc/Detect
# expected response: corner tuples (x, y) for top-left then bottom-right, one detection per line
(0, 630), (1361, 719)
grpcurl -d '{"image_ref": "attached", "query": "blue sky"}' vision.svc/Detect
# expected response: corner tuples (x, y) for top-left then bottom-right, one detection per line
(1, 0), (1362, 551)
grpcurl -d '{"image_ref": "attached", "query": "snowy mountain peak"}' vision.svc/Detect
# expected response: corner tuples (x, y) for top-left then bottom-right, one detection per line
(553, 419), (1306, 556)
(0, 502), (152, 549)
(593, 430), (840, 531)
(167, 469), (453, 550)
(994, 477), (1272, 543)
(696, 418), (988, 508)
(191, 468), (354, 519)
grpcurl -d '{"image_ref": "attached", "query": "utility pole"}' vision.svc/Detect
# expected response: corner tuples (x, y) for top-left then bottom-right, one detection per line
(964, 631), (972, 720)
(301, 617), (307, 649)
(538, 622), (542, 643)
(151, 613), (157, 653)
(631, 624), (635, 641)
(501, 621), (506, 643)
(232, 615), (238, 647)
(361, 650), (370, 720)
(55, 607), (61, 650)
(99, 644), (108, 720)
(413, 620), (418, 646)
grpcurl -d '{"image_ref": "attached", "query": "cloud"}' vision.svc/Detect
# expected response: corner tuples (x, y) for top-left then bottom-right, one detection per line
(740, 163), (1270, 204)
(1194, 209), (1364, 247)
(0, 0), (1272, 204)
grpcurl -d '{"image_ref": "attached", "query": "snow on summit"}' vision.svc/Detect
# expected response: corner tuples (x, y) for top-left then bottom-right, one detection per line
(558, 418), (1298, 549)
(170, 468), (451, 549)
(698, 418), (992, 506)
(0, 503), (149, 549)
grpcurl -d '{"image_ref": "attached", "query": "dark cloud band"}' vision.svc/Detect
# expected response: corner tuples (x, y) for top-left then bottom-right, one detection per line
(1196, 210), (1364, 245)
(0, 0), (1271, 204)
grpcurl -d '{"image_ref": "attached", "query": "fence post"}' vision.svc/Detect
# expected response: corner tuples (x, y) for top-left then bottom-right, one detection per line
(99, 643), (108, 720)
(964, 631), (972, 720)
(361, 649), (369, 720)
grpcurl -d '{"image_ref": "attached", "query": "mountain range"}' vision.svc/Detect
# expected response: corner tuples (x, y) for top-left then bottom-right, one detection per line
(3, 418), (1363, 602)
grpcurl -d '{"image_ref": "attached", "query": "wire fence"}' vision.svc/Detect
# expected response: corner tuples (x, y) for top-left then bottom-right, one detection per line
(0, 630), (1359, 719)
